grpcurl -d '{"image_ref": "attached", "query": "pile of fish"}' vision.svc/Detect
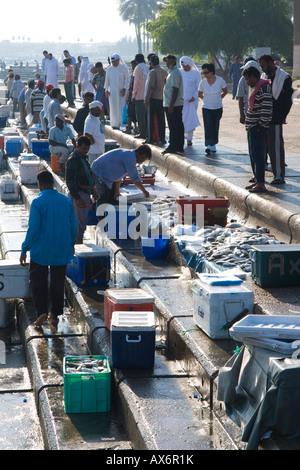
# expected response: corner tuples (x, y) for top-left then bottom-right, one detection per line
(173, 222), (283, 273)
(135, 194), (283, 274)
(65, 357), (109, 374)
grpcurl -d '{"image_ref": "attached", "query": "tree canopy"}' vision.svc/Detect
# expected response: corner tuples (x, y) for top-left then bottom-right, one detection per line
(149, 0), (293, 68)
(119, 0), (164, 53)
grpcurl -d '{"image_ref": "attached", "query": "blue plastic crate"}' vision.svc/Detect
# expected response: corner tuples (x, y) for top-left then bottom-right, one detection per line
(31, 139), (50, 157)
(66, 244), (110, 286)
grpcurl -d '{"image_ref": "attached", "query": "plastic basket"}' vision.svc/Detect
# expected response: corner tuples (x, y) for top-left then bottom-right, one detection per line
(63, 355), (111, 413)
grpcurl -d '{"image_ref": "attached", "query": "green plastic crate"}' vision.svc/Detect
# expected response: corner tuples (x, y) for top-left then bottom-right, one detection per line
(63, 355), (111, 413)
(251, 244), (300, 287)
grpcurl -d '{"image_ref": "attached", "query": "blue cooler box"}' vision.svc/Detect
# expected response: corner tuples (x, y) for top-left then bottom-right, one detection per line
(31, 138), (50, 157)
(111, 311), (156, 369)
(66, 243), (110, 286)
(5, 137), (23, 155)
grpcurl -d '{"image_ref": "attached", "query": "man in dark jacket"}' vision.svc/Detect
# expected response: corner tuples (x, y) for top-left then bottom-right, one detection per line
(66, 135), (98, 244)
(72, 92), (94, 136)
(258, 55), (293, 185)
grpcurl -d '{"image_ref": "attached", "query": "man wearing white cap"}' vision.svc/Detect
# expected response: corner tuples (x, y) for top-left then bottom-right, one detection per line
(49, 114), (76, 172)
(104, 53), (129, 129)
(84, 101), (105, 164)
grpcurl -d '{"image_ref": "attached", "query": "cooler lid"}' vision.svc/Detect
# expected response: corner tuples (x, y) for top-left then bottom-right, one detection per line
(74, 243), (110, 258)
(251, 244), (300, 252)
(0, 258), (29, 271)
(229, 314), (300, 340)
(20, 160), (40, 166)
(106, 288), (154, 304)
(111, 311), (155, 329)
(19, 153), (39, 160)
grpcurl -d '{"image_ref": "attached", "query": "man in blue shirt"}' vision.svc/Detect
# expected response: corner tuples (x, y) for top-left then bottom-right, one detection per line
(20, 170), (77, 327)
(229, 56), (242, 99)
(49, 114), (76, 171)
(91, 144), (151, 205)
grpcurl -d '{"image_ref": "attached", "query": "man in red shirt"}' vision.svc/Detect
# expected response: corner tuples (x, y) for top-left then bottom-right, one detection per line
(63, 59), (75, 108)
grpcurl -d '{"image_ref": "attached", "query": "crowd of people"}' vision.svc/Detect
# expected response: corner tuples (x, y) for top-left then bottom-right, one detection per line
(2, 49), (294, 198)
(14, 49), (294, 328)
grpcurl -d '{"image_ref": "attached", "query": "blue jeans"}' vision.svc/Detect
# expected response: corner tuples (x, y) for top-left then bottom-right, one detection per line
(202, 107), (223, 146)
(247, 125), (267, 183)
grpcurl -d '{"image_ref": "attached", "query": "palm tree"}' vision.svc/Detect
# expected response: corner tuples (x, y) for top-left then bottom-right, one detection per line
(293, 0), (300, 78)
(119, 0), (163, 53)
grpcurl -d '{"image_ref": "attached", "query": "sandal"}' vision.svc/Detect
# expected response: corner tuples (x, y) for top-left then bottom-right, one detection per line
(33, 313), (48, 328)
(249, 186), (267, 193)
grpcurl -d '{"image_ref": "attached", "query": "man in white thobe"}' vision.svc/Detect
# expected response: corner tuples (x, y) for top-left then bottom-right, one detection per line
(44, 53), (59, 88)
(79, 57), (95, 99)
(104, 53), (129, 129)
(180, 56), (201, 146)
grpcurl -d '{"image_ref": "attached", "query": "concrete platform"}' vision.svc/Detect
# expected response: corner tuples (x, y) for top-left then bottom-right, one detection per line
(2, 101), (300, 450)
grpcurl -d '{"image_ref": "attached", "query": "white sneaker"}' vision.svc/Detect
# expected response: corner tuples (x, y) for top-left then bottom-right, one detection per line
(211, 145), (216, 152)
(205, 145), (211, 154)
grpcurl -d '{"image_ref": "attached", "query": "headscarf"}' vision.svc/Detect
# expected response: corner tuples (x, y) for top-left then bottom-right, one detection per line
(180, 56), (199, 72)
(110, 53), (125, 66)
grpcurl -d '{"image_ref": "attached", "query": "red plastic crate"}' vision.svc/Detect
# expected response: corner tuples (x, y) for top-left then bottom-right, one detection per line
(176, 196), (229, 226)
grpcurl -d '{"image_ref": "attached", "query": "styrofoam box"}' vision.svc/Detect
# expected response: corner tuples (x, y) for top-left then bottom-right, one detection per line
(27, 132), (38, 151)
(0, 260), (30, 298)
(20, 160), (40, 184)
(192, 279), (254, 339)
(229, 314), (300, 341)
(0, 179), (20, 201)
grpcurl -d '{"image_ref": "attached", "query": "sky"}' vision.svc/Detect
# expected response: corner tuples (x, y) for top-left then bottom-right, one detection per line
(0, 0), (136, 43)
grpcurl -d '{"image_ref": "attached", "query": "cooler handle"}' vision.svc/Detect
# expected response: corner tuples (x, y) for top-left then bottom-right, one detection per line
(126, 334), (141, 343)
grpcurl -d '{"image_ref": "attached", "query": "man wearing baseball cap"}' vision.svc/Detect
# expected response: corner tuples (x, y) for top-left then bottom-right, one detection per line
(84, 101), (105, 164)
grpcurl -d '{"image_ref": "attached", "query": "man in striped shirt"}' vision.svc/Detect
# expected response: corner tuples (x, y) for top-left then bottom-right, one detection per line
(243, 66), (273, 193)
(30, 80), (46, 125)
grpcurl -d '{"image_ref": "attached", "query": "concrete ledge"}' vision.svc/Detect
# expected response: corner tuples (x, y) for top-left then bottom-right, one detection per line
(289, 213), (300, 244)
(245, 194), (293, 244)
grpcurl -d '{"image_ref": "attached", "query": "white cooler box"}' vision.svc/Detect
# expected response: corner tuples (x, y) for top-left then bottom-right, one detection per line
(20, 159), (40, 184)
(192, 279), (254, 339)
(18, 153), (40, 170)
(0, 260), (30, 298)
